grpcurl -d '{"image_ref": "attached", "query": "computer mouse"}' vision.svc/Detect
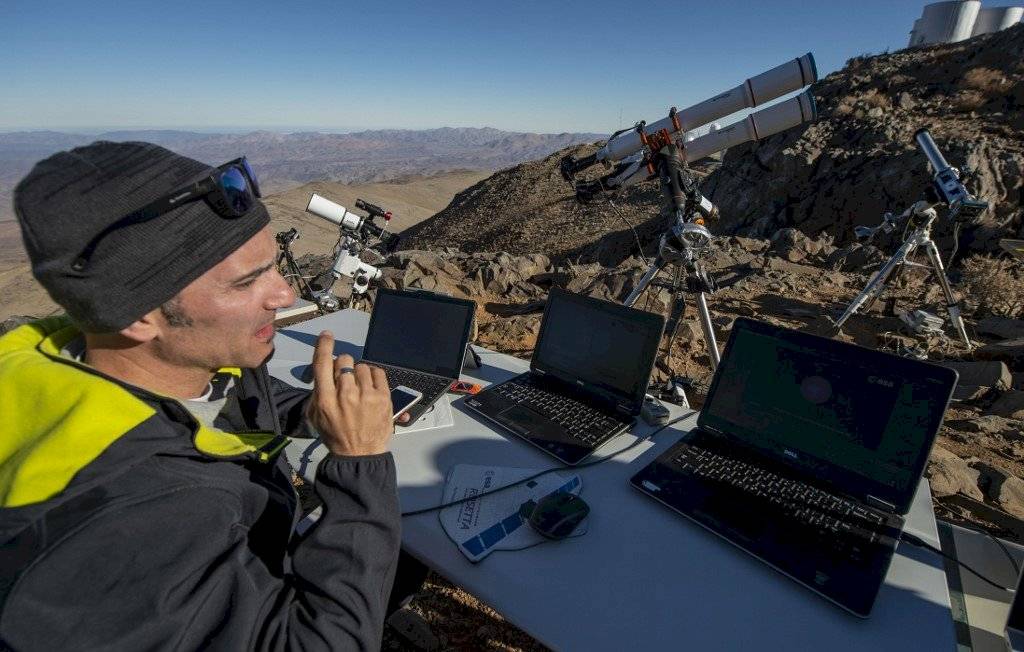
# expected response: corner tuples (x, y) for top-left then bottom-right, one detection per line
(525, 493), (590, 540)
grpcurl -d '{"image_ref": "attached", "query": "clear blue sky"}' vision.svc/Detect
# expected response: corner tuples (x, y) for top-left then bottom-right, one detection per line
(1, 0), (939, 134)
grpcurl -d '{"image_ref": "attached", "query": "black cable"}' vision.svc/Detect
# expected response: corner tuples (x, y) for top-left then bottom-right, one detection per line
(607, 199), (650, 267)
(901, 531), (1014, 592)
(400, 411), (697, 517)
(992, 532), (1021, 577)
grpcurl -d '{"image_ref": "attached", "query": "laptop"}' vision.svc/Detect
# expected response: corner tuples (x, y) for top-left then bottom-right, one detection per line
(630, 318), (957, 617)
(362, 288), (476, 425)
(465, 288), (665, 465)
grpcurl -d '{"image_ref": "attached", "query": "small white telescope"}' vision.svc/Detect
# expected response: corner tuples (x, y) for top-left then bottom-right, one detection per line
(305, 193), (399, 249)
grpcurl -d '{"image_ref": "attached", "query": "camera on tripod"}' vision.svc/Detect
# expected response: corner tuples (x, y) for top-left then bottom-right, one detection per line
(306, 193), (401, 252)
(276, 227), (300, 247)
(832, 129), (990, 347)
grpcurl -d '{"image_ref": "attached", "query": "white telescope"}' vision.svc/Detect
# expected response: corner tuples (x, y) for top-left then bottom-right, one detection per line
(683, 90), (816, 161)
(578, 90), (816, 198)
(306, 193), (365, 231)
(561, 52), (817, 180)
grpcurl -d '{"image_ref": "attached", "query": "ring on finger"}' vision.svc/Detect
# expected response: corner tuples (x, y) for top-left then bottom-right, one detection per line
(336, 366), (355, 376)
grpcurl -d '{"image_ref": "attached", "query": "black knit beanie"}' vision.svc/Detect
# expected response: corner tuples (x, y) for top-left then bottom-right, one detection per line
(13, 141), (270, 332)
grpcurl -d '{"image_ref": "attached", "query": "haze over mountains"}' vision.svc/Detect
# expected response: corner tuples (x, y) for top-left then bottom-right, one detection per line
(0, 127), (601, 221)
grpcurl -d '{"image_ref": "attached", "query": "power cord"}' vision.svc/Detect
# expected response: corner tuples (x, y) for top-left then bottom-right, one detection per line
(993, 533), (1021, 577)
(901, 531), (1015, 592)
(607, 199), (650, 267)
(400, 411), (697, 517)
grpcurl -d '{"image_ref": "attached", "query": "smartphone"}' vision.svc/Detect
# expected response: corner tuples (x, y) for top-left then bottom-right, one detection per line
(391, 385), (423, 421)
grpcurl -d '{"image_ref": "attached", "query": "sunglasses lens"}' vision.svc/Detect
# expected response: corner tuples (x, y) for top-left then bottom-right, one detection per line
(240, 158), (261, 197)
(219, 167), (254, 215)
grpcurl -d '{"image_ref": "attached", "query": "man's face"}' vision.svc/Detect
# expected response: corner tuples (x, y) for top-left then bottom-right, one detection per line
(154, 225), (296, 370)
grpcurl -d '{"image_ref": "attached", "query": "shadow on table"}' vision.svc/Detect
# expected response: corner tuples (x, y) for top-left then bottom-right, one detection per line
(287, 398), (956, 641)
(277, 329), (364, 359)
(401, 432), (956, 647)
(397, 397), (676, 518)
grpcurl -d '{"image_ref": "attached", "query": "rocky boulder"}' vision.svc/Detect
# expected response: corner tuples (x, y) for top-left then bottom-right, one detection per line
(928, 445), (984, 500)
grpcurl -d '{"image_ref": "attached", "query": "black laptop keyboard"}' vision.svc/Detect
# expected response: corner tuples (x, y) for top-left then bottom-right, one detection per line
(633, 439), (903, 617)
(381, 366), (451, 399)
(491, 375), (627, 446)
(671, 444), (891, 554)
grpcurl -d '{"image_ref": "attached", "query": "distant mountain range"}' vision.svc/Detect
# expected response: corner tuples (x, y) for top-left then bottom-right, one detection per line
(0, 127), (602, 221)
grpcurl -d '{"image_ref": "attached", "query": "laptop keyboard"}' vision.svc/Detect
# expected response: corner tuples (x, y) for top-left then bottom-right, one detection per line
(633, 439), (902, 616)
(671, 444), (891, 553)
(491, 375), (627, 446)
(381, 366), (451, 399)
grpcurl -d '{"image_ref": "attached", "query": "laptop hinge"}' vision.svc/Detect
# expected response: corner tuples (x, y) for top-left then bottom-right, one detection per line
(866, 495), (896, 512)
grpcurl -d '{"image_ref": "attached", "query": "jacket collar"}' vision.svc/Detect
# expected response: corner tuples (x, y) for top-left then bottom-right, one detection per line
(0, 317), (288, 508)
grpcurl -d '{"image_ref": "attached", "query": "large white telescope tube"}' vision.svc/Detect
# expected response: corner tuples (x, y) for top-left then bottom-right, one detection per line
(596, 53), (817, 163)
(596, 91), (817, 194)
(682, 90), (817, 162)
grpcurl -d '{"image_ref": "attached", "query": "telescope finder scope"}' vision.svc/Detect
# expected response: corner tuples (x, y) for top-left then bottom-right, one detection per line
(355, 198), (391, 221)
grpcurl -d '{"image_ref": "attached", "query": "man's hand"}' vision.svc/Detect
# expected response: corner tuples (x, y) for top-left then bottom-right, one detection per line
(305, 331), (396, 457)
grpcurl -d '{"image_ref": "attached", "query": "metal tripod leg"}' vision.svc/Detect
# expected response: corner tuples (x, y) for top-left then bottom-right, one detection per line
(922, 239), (972, 347)
(623, 255), (720, 371)
(695, 291), (721, 370)
(624, 257), (664, 307)
(832, 238), (917, 333)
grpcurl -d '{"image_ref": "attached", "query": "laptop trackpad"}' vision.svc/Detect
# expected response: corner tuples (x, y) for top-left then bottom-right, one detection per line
(496, 404), (553, 436)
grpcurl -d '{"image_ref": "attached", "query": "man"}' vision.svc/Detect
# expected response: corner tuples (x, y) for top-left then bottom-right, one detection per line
(0, 141), (405, 649)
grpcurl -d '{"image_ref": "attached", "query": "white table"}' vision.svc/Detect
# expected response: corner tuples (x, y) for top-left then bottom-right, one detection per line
(272, 309), (956, 651)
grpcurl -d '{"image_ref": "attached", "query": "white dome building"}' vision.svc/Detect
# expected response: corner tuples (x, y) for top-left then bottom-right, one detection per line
(908, 1), (1022, 46)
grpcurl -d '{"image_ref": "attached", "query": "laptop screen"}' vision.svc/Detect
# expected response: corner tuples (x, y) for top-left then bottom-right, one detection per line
(532, 289), (665, 411)
(699, 319), (956, 512)
(362, 289), (475, 378)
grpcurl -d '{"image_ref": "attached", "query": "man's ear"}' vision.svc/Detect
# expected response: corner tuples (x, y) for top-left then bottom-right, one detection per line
(118, 307), (164, 344)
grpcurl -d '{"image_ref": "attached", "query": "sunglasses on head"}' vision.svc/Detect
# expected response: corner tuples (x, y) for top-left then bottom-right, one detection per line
(71, 157), (262, 272)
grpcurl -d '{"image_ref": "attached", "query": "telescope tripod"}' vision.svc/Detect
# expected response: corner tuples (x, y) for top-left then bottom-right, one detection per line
(608, 142), (723, 406)
(624, 223), (721, 408)
(624, 223), (722, 373)
(830, 202), (972, 347)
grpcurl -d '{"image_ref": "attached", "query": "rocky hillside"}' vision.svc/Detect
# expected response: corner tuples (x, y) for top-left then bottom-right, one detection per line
(399, 144), (698, 266)
(705, 22), (1024, 253)
(404, 24), (1024, 262)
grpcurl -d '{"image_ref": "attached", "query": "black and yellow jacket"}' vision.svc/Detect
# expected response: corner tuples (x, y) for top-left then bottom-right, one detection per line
(0, 317), (400, 651)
